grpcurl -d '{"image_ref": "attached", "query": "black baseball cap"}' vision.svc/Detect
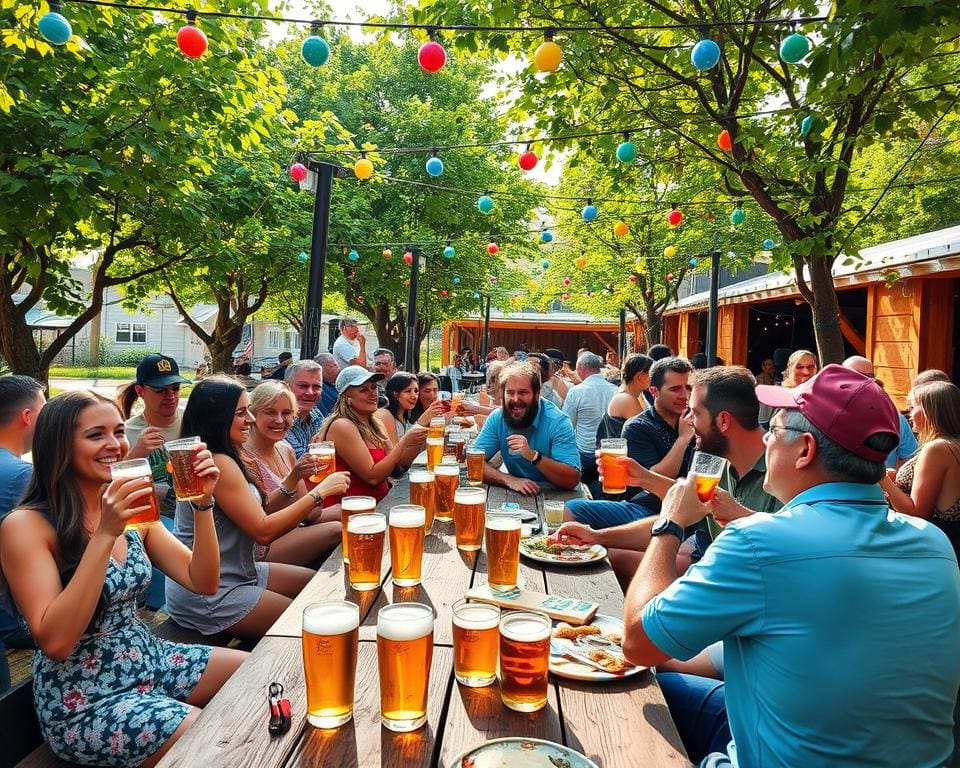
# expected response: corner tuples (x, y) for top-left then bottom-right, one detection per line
(278, 352), (293, 363)
(544, 348), (565, 365)
(136, 354), (191, 387)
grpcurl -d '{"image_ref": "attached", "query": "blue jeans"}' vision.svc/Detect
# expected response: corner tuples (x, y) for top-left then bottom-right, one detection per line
(656, 672), (731, 765)
(567, 497), (656, 528)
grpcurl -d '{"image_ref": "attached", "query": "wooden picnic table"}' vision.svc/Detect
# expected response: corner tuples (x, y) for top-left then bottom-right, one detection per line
(157, 472), (688, 768)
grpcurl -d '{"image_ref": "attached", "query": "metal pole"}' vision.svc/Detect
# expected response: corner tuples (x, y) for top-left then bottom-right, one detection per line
(618, 308), (627, 361)
(705, 250), (721, 367)
(405, 247), (421, 370)
(300, 162), (335, 360)
(480, 294), (491, 361)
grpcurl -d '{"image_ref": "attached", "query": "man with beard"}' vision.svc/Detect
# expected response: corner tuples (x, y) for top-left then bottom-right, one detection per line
(471, 361), (581, 495)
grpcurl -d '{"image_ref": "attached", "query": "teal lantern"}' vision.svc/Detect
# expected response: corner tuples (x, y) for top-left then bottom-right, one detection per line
(689, 258), (698, 267)
(540, 230), (554, 243)
(443, 244), (455, 259)
(800, 114), (815, 138)
(425, 155), (444, 177)
(730, 206), (746, 225)
(298, 251), (309, 263)
(691, 38), (721, 70)
(780, 33), (811, 64)
(540, 260), (550, 269)
(477, 194), (494, 214)
(581, 202), (598, 222)
(38, 3), (72, 45)
(762, 238), (775, 250)
(616, 141), (637, 163)
(348, 249), (360, 262)
(301, 33), (330, 66)
(473, 291), (480, 299)
(453, 276), (461, 285)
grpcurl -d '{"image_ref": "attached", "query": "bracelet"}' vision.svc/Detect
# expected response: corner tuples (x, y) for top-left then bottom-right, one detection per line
(277, 485), (297, 498)
(308, 489), (324, 504)
(190, 498), (215, 512)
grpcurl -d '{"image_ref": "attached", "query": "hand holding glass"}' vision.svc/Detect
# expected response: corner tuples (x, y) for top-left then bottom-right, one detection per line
(692, 452), (727, 502)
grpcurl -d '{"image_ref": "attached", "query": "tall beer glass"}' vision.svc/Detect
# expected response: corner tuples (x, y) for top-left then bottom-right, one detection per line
(465, 445), (485, 486)
(453, 487), (486, 552)
(428, 417), (446, 440)
(340, 496), (376, 563)
(692, 452), (727, 502)
(426, 437), (444, 470)
(111, 459), (160, 528)
(451, 599), (499, 687)
(434, 460), (459, 522)
(164, 437), (204, 501)
(388, 505), (425, 587)
(499, 611), (551, 712)
(308, 441), (336, 484)
(302, 601), (359, 728)
(376, 603), (435, 732)
(346, 513), (386, 591)
(408, 470), (436, 531)
(485, 510), (521, 592)
(600, 438), (628, 495)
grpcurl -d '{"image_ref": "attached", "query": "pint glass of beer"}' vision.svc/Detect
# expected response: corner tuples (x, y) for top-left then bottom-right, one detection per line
(388, 505), (425, 587)
(451, 599), (499, 687)
(164, 437), (204, 501)
(111, 459), (160, 528)
(485, 510), (521, 592)
(453, 431), (468, 464)
(308, 441), (336, 484)
(433, 460), (460, 522)
(451, 391), (464, 415)
(346, 513), (386, 591)
(408, 470), (436, 532)
(302, 601), (359, 728)
(426, 437), (444, 470)
(453, 487), (486, 552)
(499, 611), (552, 712)
(428, 417), (446, 440)
(376, 603), (435, 732)
(692, 452), (727, 502)
(599, 438), (628, 495)
(465, 445), (485, 486)
(340, 496), (376, 563)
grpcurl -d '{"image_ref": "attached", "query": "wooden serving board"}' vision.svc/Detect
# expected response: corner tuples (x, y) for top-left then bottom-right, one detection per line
(463, 585), (598, 625)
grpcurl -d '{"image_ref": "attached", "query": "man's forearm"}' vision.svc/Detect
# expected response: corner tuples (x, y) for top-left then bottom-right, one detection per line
(535, 456), (581, 490)
(596, 516), (656, 551)
(482, 461), (509, 488)
(650, 437), (689, 479)
(624, 534), (681, 627)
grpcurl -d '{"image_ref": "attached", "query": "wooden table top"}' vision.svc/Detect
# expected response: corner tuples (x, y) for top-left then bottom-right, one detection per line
(158, 475), (688, 768)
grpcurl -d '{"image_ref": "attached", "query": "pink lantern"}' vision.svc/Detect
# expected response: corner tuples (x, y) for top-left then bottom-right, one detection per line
(403, 251), (414, 264)
(289, 163), (308, 182)
(628, 275), (638, 283)
(563, 276), (571, 286)
(418, 40), (446, 72)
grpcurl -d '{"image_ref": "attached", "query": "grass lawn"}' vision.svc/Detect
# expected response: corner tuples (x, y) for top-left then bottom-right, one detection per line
(49, 366), (137, 379)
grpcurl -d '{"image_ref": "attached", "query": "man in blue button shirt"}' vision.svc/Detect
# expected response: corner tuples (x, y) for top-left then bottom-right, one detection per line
(624, 365), (960, 767)
(472, 361), (581, 495)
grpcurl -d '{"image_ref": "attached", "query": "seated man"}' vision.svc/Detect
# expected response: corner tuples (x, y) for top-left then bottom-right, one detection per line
(471, 361), (581, 495)
(623, 365), (960, 766)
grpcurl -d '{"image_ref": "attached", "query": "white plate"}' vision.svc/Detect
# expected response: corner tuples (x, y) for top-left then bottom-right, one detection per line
(519, 535), (607, 566)
(549, 614), (645, 681)
(450, 737), (599, 768)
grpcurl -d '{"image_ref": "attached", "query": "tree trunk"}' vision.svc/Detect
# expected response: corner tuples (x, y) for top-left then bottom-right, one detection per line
(0, 270), (46, 385)
(807, 256), (847, 364)
(644, 304), (662, 348)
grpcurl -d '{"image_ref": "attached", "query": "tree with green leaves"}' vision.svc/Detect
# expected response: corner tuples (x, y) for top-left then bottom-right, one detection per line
(411, 0), (960, 363)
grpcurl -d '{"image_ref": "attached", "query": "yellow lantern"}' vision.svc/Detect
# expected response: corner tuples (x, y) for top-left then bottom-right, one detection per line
(528, 279), (538, 291)
(664, 245), (677, 259)
(354, 157), (373, 180)
(613, 220), (629, 237)
(575, 256), (587, 268)
(533, 39), (562, 72)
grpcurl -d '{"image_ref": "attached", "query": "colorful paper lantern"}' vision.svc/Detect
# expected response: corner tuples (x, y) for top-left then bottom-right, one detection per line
(176, 14), (207, 59)
(477, 195), (494, 214)
(613, 220), (629, 237)
(689, 258), (699, 267)
(762, 238), (776, 250)
(667, 208), (684, 227)
(518, 150), (539, 171)
(628, 275), (638, 283)
(563, 277), (571, 286)
(540, 230), (553, 243)
(730, 206), (746, 225)
(443, 245), (455, 259)
(581, 203), (598, 222)
(575, 257), (587, 269)
(691, 38), (721, 70)
(528, 280), (538, 290)
(634, 258), (644, 271)
(441, 289), (448, 297)
(357, 295), (364, 303)
(800, 114), (815, 138)
(354, 157), (373, 180)
(665, 272), (674, 282)
(453, 277), (461, 284)
(403, 251), (414, 264)
(473, 291), (480, 299)
(717, 129), (733, 152)
(38, 4), (72, 45)
(383, 248), (393, 259)
(780, 33), (811, 64)
(487, 242), (499, 255)
(418, 40), (446, 72)
(561, 293), (570, 301)
(541, 260), (550, 269)
(347, 249), (359, 262)
(533, 38), (562, 72)
(301, 34), (330, 67)
(289, 163), (308, 182)
(298, 251), (309, 263)
(664, 245), (677, 258)
(425, 156), (444, 177)
(616, 141), (637, 163)
(489, 276), (498, 283)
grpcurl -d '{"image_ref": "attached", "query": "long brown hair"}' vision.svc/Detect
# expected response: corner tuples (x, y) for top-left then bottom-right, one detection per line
(114, 381), (140, 420)
(321, 390), (388, 448)
(912, 382), (960, 445)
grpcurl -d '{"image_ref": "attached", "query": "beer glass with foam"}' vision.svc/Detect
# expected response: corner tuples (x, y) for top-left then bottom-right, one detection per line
(433, 460), (459, 522)
(408, 470), (436, 531)
(499, 611), (551, 712)
(453, 487), (486, 552)
(451, 599), (499, 687)
(427, 416), (446, 440)
(346, 513), (386, 591)
(302, 601), (359, 728)
(388, 505), (425, 587)
(308, 441), (336, 484)
(110, 458), (159, 528)
(340, 496), (376, 563)
(376, 603), (435, 732)
(426, 436), (445, 470)
(692, 452), (727, 502)
(599, 438), (628, 495)
(484, 510), (521, 592)
(164, 437), (204, 501)
(465, 445), (485, 486)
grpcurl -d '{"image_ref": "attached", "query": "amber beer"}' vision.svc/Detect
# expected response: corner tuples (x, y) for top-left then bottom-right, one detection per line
(600, 438), (628, 495)
(692, 452), (727, 502)
(434, 460), (460, 522)
(408, 470), (436, 531)
(453, 487), (486, 552)
(466, 446), (485, 486)
(428, 417), (446, 440)
(485, 511), (521, 592)
(302, 601), (359, 728)
(499, 611), (552, 712)
(426, 437), (445, 470)
(111, 459), (160, 528)
(388, 505), (425, 587)
(164, 437), (204, 501)
(451, 599), (500, 687)
(376, 603), (435, 732)
(308, 441), (336, 484)
(346, 513), (386, 591)
(340, 496), (376, 563)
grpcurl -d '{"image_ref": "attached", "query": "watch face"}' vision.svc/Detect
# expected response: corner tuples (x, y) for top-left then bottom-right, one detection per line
(652, 518), (680, 538)
(652, 518), (669, 534)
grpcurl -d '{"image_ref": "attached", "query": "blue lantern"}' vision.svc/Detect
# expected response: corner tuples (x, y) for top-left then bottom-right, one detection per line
(581, 203), (598, 222)
(453, 276), (461, 285)
(38, 7), (72, 45)
(540, 259), (550, 269)
(762, 238), (775, 250)
(298, 251), (309, 263)
(691, 38), (721, 70)
(689, 258), (698, 267)
(477, 195), (494, 214)
(348, 249), (360, 262)
(800, 114), (815, 138)
(301, 35), (330, 66)
(616, 141), (637, 163)
(730, 207), (746, 226)
(540, 230), (554, 243)
(425, 156), (444, 177)
(780, 33), (811, 64)
(443, 244), (455, 259)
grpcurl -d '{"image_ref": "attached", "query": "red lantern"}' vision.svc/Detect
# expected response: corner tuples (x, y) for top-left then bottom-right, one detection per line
(441, 289), (448, 297)
(518, 150), (538, 171)
(487, 242), (499, 255)
(403, 251), (414, 264)
(628, 275), (638, 283)
(563, 276), (571, 286)
(289, 163), (308, 182)
(418, 40), (446, 72)
(357, 295), (364, 303)
(666, 209), (684, 227)
(666, 273), (674, 281)
(562, 293), (570, 300)
(176, 23), (207, 58)
(717, 129), (733, 152)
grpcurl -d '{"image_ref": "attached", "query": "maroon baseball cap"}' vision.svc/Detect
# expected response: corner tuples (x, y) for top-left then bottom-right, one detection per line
(756, 363), (900, 462)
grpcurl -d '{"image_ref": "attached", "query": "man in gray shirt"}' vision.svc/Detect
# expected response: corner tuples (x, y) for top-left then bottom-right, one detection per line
(562, 352), (616, 489)
(0, 375), (45, 515)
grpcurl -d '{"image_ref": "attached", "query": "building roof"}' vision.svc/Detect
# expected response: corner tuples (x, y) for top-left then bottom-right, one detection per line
(452, 309), (621, 326)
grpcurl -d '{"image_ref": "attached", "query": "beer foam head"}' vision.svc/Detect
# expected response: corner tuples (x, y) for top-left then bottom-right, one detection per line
(308, 443), (335, 455)
(342, 495), (377, 512)
(454, 487), (486, 504)
(426, 436), (444, 445)
(452, 603), (500, 630)
(377, 603), (434, 641)
(409, 470), (434, 483)
(347, 513), (386, 534)
(435, 463), (459, 477)
(303, 600), (359, 635)
(485, 512), (521, 531)
(110, 458), (151, 480)
(389, 505), (425, 528)
(499, 611), (551, 642)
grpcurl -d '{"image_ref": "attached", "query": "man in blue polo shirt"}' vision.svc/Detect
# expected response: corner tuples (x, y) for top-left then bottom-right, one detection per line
(472, 361), (581, 495)
(623, 365), (960, 767)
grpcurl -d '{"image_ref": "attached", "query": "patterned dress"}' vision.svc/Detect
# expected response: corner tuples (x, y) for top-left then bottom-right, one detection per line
(33, 530), (212, 766)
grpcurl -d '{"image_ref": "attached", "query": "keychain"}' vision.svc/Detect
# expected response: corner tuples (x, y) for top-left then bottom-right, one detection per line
(267, 681), (292, 736)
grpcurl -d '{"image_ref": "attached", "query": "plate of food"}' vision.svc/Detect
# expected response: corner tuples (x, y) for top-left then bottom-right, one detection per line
(519, 535), (607, 565)
(452, 737), (598, 768)
(549, 615), (644, 681)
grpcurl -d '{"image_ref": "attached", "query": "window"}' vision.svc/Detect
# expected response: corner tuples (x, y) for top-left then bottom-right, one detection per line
(268, 330), (282, 348)
(283, 331), (301, 350)
(116, 322), (147, 344)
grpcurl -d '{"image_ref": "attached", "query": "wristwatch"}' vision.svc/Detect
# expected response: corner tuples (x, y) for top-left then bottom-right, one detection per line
(651, 517), (684, 541)
(530, 450), (543, 465)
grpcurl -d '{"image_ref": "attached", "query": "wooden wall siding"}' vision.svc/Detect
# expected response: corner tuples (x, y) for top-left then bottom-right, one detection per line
(716, 305), (748, 366)
(663, 315), (679, 353)
(445, 323), (622, 365)
(870, 281), (920, 409)
(919, 277), (955, 378)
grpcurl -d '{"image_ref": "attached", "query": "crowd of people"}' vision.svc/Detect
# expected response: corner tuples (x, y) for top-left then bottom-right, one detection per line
(1, 317), (960, 767)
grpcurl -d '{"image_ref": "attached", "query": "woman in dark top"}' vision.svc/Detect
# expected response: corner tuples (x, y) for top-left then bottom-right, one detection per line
(598, 353), (652, 441)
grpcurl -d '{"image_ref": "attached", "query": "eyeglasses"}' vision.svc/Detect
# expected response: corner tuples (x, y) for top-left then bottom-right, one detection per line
(146, 384), (181, 395)
(763, 425), (806, 443)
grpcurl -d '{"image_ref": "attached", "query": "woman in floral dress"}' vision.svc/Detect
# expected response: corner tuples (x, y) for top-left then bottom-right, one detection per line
(0, 391), (245, 767)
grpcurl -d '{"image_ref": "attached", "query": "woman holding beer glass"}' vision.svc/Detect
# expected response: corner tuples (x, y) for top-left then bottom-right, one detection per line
(375, 373), (445, 469)
(244, 381), (342, 568)
(165, 377), (351, 641)
(0, 391), (244, 767)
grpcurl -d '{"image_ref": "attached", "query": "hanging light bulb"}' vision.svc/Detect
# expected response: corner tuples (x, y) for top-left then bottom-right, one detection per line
(616, 134), (637, 163)
(533, 30), (562, 72)
(37, 0), (72, 45)
(425, 150), (444, 177)
(518, 145), (539, 171)
(354, 154), (373, 180)
(613, 220), (629, 237)
(540, 230), (553, 243)
(575, 256), (587, 269)
(301, 22), (330, 66)
(664, 245), (677, 258)
(176, 9), (208, 59)
(418, 30), (446, 72)
(691, 34), (721, 71)
(780, 29), (812, 64)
